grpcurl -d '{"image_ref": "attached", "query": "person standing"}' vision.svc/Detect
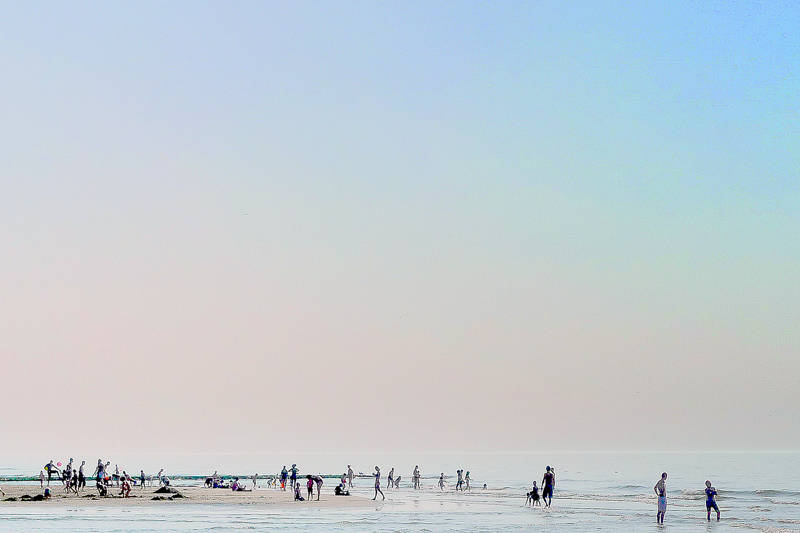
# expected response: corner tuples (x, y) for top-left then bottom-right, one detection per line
(290, 464), (298, 489)
(542, 466), (555, 507)
(438, 473), (445, 491)
(252, 473), (258, 490)
(456, 469), (463, 491)
(347, 465), (354, 488)
(280, 466), (288, 490)
(373, 466), (385, 500)
(413, 466), (420, 490)
(654, 472), (668, 524)
(705, 480), (720, 522)
(78, 461), (86, 491)
(387, 467), (394, 489)
(465, 471), (471, 491)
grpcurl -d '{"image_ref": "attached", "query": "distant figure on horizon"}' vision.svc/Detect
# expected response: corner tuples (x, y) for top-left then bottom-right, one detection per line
(439, 473), (445, 491)
(347, 465), (354, 488)
(413, 466), (420, 489)
(705, 480), (720, 522)
(542, 466), (555, 507)
(373, 466), (385, 500)
(654, 472), (668, 524)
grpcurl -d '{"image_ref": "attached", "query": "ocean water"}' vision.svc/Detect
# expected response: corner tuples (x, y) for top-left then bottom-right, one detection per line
(1, 452), (797, 532)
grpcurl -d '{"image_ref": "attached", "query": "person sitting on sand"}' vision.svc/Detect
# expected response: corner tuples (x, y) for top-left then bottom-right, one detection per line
(231, 477), (250, 492)
(96, 480), (107, 497)
(120, 477), (131, 497)
(705, 480), (720, 521)
(335, 482), (350, 496)
(294, 481), (304, 501)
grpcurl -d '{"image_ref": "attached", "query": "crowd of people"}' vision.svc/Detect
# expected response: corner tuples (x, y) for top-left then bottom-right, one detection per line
(30, 458), (723, 522)
(40, 458), (169, 497)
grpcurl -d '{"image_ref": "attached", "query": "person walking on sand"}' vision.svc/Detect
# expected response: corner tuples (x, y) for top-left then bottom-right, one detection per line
(413, 466), (420, 489)
(705, 480), (720, 522)
(456, 469), (464, 491)
(347, 465), (354, 488)
(373, 466), (385, 500)
(542, 466), (555, 507)
(654, 472), (667, 524)
(39, 470), (45, 489)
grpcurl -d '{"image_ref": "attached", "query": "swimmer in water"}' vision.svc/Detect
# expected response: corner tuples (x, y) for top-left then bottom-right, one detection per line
(654, 472), (667, 524)
(705, 480), (720, 522)
(373, 466), (385, 501)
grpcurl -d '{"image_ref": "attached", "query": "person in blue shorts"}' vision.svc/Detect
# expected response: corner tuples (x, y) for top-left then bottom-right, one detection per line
(705, 480), (720, 521)
(541, 466), (555, 507)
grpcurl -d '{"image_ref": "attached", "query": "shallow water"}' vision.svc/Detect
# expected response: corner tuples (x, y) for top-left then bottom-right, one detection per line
(1, 452), (797, 532)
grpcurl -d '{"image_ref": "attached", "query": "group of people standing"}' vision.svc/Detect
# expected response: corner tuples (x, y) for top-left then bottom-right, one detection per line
(41, 458), (167, 497)
(525, 466), (555, 507)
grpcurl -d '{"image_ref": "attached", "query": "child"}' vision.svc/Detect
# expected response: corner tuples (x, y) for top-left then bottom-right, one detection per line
(306, 476), (314, 501)
(120, 477), (131, 498)
(705, 480), (720, 521)
(294, 481), (304, 501)
(39, 470), (45, 489)
(438, 473), (445, 491)
(531, 481), (541, 506)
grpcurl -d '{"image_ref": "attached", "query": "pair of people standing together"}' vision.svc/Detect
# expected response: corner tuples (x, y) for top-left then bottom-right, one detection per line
(654, 472), (721, 524)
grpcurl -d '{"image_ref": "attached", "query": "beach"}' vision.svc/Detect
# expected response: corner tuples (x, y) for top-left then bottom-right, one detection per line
(1, 452), (798, 532)
(0, 483), (374, 509)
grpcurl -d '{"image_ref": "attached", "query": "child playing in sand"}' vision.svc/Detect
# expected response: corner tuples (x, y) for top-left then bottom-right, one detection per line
(294, 481), (304, 501)
(705, 480), (720, 521)
(120, 477), (131, 497)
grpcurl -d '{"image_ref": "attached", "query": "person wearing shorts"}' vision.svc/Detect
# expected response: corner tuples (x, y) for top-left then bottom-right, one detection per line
(654, 472), (668, 524)
(541, 466), (555, 507)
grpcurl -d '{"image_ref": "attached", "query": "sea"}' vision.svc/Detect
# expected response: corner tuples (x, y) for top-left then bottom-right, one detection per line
(1, 452), (797, 532)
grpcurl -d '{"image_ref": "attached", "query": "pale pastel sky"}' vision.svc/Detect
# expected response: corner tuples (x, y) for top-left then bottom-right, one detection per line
(1, 1), (798, 455)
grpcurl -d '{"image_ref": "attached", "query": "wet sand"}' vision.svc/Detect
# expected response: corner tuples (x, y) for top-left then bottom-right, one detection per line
(0, 484), (375, 508)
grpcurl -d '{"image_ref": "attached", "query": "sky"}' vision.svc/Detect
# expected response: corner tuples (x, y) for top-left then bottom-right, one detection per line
(0, 1), (798, 456)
